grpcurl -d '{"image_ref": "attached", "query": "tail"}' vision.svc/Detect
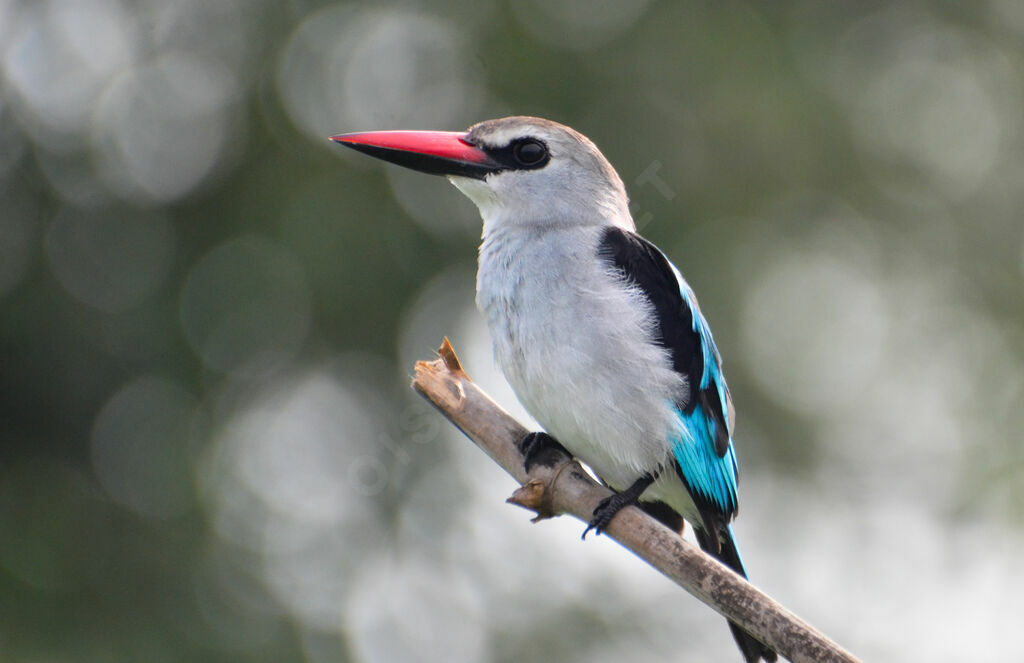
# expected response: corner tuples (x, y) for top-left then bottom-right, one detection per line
(694, 524), (778, 663)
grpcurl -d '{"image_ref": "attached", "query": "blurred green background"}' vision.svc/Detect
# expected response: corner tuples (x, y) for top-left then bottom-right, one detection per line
(2, 1), (1024, 661)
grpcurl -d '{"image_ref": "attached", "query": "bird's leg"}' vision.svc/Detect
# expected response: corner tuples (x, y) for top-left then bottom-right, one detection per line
(518, 431), (571, 472)
(582, 473), (656, 539)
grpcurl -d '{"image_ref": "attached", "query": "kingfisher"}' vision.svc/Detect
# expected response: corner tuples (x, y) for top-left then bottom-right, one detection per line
(331, 117), (776, 662)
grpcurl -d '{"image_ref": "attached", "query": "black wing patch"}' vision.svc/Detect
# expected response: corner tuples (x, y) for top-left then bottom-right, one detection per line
(599, 227), (701, 403)
(598, 226), (731, 456)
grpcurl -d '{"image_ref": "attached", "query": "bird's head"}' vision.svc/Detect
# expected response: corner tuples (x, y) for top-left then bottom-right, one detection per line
(331, 116), (633, 233)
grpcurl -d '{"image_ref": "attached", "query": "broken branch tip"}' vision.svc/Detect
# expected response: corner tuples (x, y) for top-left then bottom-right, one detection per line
(438, 337), (464, 374)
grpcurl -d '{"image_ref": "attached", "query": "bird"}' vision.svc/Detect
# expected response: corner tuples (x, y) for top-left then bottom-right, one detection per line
(330, 116), (777, 663)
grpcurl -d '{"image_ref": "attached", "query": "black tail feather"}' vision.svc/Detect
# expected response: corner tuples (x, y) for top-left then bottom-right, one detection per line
(638, 499), (685, 533)
(694, 526), (778, 663)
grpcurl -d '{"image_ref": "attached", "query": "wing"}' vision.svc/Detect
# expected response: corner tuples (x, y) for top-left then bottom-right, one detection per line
(599, 226), (738, 520)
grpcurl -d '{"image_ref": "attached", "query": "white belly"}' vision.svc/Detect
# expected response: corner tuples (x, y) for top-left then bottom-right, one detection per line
(476, 225), (700, 522)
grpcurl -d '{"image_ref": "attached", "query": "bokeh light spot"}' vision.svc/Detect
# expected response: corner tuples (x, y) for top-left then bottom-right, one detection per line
(1, 0), (136, 142)
(344, 555), (486, 663)
(829, 10), (1020, 204)
(199, 361), (391, 629)
(90, 375), (199, 518)
(277, 6), (481, 143)
(386, 163), (481, 238)
(740, 230), (888, 416)
(92, 50), (239, 204)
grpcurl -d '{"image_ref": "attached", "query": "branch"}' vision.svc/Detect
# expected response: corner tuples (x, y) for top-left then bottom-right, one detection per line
(412, 338), (861, 663)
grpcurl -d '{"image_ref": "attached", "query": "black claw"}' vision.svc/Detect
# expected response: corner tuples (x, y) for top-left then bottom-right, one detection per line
(582, 494), (621, 539)
(580, 473), (656, 540)
(518, 431), (570, 472)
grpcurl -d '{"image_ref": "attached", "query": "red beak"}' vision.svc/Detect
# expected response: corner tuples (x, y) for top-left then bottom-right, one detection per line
(329, 130), (501, 180)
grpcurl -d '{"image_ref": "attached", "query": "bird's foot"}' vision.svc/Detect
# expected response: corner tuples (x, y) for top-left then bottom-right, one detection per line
(582, 473), (656, 539)
(583, 494), (631, 539)
(518, 431), (570, 473)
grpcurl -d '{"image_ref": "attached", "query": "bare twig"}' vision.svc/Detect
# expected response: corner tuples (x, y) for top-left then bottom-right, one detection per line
(413, 338), (860, 663)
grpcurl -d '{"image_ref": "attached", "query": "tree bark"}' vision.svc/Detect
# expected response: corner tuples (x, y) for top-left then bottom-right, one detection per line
(412, 338), (861, 663)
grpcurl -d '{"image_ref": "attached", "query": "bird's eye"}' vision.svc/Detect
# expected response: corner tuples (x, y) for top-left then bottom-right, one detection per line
(512, 139), (548, 167)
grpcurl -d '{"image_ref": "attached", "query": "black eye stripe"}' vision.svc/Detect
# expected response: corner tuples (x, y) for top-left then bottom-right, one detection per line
(476, 137), (551, 172)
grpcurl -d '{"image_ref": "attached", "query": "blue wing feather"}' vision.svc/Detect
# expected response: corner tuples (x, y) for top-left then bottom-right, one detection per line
(599, 227), (738, 520)
(668, 261), (738, 517)
(672, 403), (738, 514)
